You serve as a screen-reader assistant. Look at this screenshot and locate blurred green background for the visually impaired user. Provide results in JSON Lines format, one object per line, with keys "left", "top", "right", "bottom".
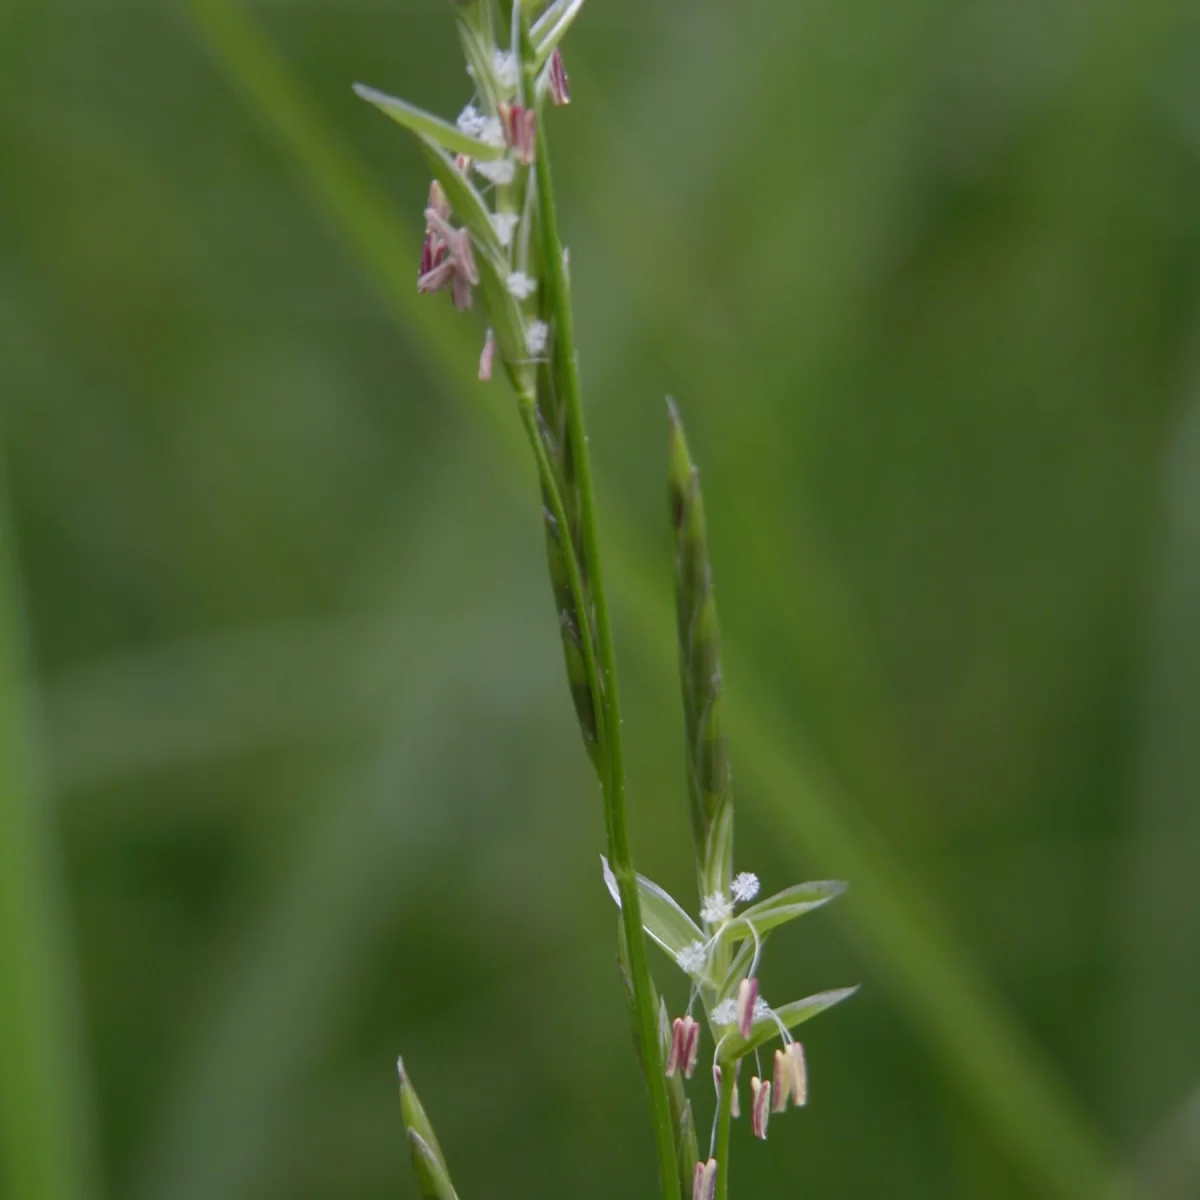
{"left": 4, "top": 1, "right": 1200, "bottom": 1198}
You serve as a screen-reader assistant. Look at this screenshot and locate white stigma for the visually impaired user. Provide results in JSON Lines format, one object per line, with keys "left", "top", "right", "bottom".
{"left": 474, "top": 158, "right": 516, "bottom": 186}
{"left": 752, "top": 995, "right": 772, "bottom": 1021}
{"left": 456, "top": 103, "right": 486, "bottom": 137}
{"left": 676, "top": 940, "right": 708, "bottom": 975}
{"left": 731, "top": 872, "right": 760, "bottom": 904}
{"left": 478, "top": 117, "right": 505, "bottom": 149}
{"left": 525, "top": 320, "right": 549, "bottom": 357}
{"left": 492, "top": 212, "right": 519, "bottom": 248}
{"left": 507, "top": 271, "right": 537, "bottom": 300}
{"left": 710, "top": 999, "right": 737, "bottom": 1026}
{"left": 700, "top": 892, "right": 733, "bottom": 925}
{"left": 492, "top": 50, "right": 519, "bottom": 90}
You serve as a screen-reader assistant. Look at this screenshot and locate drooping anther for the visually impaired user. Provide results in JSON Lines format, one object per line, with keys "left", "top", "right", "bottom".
{"left": 666, "top": 1016, "right": 700, "bottom": 1079}
{"left": 750, "top": 1076, "right": 772, "bottom": 1140}
{"left": 478, "top": 328, "right": 496, "bottom": 382}
{"left": 692, "top": 1158, "right": 718, "bottom": 1200}
{"left": 498, "top": 103, "right": 537, "bottom": 165}
{"left": 548, "top": 47, "right": 570, "bottom": 105}
{"left": 418, "top": 207, "right": 478, "bottom": 311}
{"left": 736, "top": 976, "right": 759, "bottom": 1039}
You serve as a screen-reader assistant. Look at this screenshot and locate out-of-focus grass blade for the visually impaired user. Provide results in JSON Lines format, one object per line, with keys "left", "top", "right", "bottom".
{"left": 0, "top": 464, "right": 100, "bottom": 1200}
{"left": 130, "top": 588, "right": 555, "bottom": 1200}
{"left": 179, "top": 3, "right": 1131, "bottom": 1197}
{"left": 1119, "top": 385, "right": 1200, "bottom": 1153}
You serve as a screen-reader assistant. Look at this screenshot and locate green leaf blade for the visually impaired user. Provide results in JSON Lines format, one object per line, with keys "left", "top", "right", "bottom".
{"left": 532, "top": 0, "right": 588, "bottom": 66}
{"left": 353, "top": 83, "right": 506, "bottom": 161}
{"left": 726, "top": 880, "right": 848, "bottom": 938}
{"left": 603, "top": 857, "right": 704, "bottom": 960}
{"left": 398, "top": 1059, "right": 461, "bottom": 1200}
{"left": 408, "top": 1132, "right": 460, "bottom": 1200}
{"left": 715, "top": 986, "right": 859, "bottom": 1062}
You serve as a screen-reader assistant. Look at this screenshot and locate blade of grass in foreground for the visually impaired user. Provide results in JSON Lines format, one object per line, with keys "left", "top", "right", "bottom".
{"left": 180, "top": 3, "right": 1130, "bottom": 1196}
{"left": 0, "top": 461, "right": 100, "bottom": 1200}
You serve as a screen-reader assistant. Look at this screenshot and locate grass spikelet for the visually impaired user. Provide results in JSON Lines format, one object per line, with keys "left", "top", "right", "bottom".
{"left": 667, "top": 400, "right": 733, "bottom": 905}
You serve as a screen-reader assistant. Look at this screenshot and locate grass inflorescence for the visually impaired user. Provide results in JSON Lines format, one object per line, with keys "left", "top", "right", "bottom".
{"left": 352, "top": 4, "right": 855, "bottom": 1197}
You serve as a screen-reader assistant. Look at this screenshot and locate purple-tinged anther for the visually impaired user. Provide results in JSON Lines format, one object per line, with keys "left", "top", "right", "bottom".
{"left": 478, "top": 328, "right": 496, "bottom": 382}
{"left": 418, "top": 180, "right": 452, "bottom": 283}
{"left": 750, "top": 1076, "right": 772, "bottom": 1140}
{"left": 499, "top": 103, "right": 537, "bottom": 165}
{"left": 682, "top": 1017, "right": 700, "bottom": 1078}
{"left": 666, "top": 1016, "right": 700, "bottom": 1078}
{"left": 427, "top": 179, "right": 450, "bottom": 221}
{"left": 736, "top": 976, "right": 758, "bottom": 1040}
{"left": 692, "top": 1158, "right": 718, "bottom": 1200}
{"left": 548, "top": 47, "right": 570, "bottom": 105}
{"left": 419, "top": 207, "right": 478, "bottom": 312}
{"left": 419, "top": 235, "right": 447, "bottom": 283}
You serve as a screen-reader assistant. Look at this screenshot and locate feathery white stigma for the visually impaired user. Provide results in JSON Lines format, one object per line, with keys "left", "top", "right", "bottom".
{"left": 700, "top": 891, "right": 732, "bottom": 925}
{"left": 492, "top": 50, "right": 519, "bottom": 90}
{"left": 456, "top": 103, "right": 486, "bottom": 137}
{"left": 731, "top": 872, "right": 760, "bottom": 903}
{"left": 524, "top": 321, "right": 549, "bottom": 357}
{"left": 491, "top": 212, "right": 519, "bottom": 248}
{"left": 676, "top": 940, "right": 707, "bottom": 975}
{"left": 506, "top": 271, "right": 537, "bottom": 299}
{"left": 474, "top": 158, "right": 516, "bottom": 186}
{"left": 710, "top": 999, "right": 737, "bottom": 1026}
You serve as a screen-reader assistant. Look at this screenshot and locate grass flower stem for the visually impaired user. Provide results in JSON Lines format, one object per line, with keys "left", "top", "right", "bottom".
{"left": 714, "top": 1061, "right": 736, "bottom": 1200}
{"left": 526, "top": 40, "right": 681, "bottom": 1200}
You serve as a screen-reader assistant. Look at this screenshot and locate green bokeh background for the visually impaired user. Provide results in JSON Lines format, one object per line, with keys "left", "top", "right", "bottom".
{"left": 4, "top": 1, "right": 1200, "bottom": 1198}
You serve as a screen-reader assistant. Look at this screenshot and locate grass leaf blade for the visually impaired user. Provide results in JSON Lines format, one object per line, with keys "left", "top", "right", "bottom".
{"left": 353, "top": 83, "right": 506, "bottom": 160}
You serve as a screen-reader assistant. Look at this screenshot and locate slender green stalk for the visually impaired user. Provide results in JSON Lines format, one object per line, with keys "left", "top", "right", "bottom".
{"left": 529, "top": 57, "right": 681, "bottom": 1200}
{"left": 714, "top": 1056, "right": 736, "bottom": 1200}
{"left": 0, "top": 466, "right": 97, "bottom": 1200}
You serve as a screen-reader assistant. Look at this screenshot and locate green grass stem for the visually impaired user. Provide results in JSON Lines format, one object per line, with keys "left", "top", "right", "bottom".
{"left": 527, "top": 43, "right": 681, "bottom": 1200}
